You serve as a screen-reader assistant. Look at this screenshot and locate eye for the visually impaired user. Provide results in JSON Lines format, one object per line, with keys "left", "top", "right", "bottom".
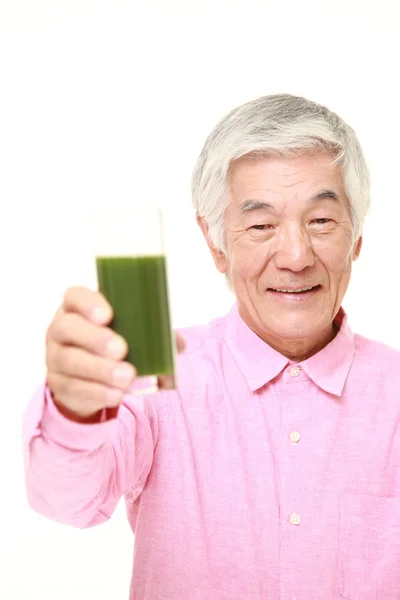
{"left": 250, "top": 224, "right": 274, "bottom": 230}
{"left": 312, "top": 218, "right": 332, "bottom": 225}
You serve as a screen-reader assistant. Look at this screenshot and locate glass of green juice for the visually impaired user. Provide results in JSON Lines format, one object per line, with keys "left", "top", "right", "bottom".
{"left": 92, "top": 206, "right": 176, "bottom": 394}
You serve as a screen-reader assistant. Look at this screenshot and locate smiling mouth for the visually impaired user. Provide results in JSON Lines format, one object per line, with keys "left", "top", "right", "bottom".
{"left": 267, "top": 285, "right": 321, "bottom": 294}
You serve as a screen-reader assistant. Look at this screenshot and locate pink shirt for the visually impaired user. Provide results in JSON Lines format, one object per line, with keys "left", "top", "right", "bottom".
{"left": 22, "top": 304, "right": 400, "bottom": 599}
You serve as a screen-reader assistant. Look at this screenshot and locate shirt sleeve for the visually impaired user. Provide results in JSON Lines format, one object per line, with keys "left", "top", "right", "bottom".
{"left": 21, "top": 383, "right": 159, "bottom": 529}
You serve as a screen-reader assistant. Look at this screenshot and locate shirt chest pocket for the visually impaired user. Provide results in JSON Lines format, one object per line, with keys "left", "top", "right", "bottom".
{"left": 339, "top": 494, "right": 400, "bottom": 600}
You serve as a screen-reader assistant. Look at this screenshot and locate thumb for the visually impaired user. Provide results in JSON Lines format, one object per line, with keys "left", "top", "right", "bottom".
{"left": 175, "top": 332, "right": 186, "bottom": 354}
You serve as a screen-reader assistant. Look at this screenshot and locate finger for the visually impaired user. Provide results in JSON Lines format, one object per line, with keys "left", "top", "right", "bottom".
{"left": 176, "top": 332, "right": 186, "bottom": 354}
{"left": 50, "top": 344, "right": 136, "bottom": 390}
{"left": 63, "top": 287, "right": 113, "bottom": 325}
{"left": 47, "top": 372, "right": 123, "bottom": 416}
{"left": 48, "top": 313, "right": 128, "bottom": 360}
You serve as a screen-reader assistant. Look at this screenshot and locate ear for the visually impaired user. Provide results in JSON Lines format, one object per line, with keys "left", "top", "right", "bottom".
{"left": 352, "top": 235, "right": 363, "bottom": 261}
{"left": 196, "top": 214, "right": 228, "bottom": 274}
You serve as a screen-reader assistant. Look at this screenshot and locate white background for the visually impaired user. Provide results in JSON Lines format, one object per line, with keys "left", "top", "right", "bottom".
{"left": 1, "top": 0, "right": 399, "bottom": 597}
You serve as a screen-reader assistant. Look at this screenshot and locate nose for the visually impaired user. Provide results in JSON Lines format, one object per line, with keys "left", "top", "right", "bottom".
{"left": 273, "top": 223, "right": 315, "bottom": 272}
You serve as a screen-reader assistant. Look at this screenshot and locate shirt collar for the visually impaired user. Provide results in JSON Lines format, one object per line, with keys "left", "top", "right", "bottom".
{"left": 223, "top": 303, "right": 355, "bottom": 396}
{"left": 302, "top": 307, "right": 355, "bottom": 396}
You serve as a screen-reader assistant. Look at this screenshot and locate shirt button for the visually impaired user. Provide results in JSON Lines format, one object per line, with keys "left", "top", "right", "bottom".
{"left": 290, "top": 512, "right": 301, "bottom": 526}
{"left": 290, "top": 431, "right": 301, "bottom": 443}
{"left": 289, "top": 366, "right": 301, "bottom": 377}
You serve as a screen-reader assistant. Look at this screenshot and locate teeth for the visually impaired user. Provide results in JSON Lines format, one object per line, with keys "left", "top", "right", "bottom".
{"left": 273, "top": 286, "right": 315, "bottom": 293}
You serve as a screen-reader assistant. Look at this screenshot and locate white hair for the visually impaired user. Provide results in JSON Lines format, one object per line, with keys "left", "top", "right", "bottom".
{"left": 191, "top": 94, "right": 371, "bottom": 251}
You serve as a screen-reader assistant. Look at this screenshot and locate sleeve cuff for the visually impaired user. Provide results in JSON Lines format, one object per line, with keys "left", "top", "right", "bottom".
{"left": 38, "top": 384, "right": 118, "bottom": 451}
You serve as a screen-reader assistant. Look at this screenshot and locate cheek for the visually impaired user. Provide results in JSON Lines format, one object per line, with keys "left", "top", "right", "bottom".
{"left": 316, "top": 241, "right": 354, "bottom": 279}
{"left": 229, "top": 245, "right": 269, "bottom": 281}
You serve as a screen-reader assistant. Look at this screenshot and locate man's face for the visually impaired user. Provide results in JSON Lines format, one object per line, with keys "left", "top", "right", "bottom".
{"left": 199, "top": 152, "right": 362, "bottom": 355}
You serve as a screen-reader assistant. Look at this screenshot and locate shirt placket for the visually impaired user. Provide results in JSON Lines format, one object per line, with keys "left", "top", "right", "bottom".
{"left": 277, "top": 364, "right": 313, "bottom": 600}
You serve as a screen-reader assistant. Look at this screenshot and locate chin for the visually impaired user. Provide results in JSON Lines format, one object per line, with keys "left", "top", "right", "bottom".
{"left": 261, "top": 315, "right": 327, "bottom": 341}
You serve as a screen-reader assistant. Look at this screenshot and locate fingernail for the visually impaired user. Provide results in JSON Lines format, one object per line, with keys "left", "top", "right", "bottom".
{"left": 107, "top": 388, "right": 122, "bottom": 405}
{"left": 106, "top": 338, "right": 126, "bottom": 358}
{"left": 91, "top": 306, "right": 109, "bottom": 323}
{"left": 112, "top": 364, "right": 134, "bottom": 386}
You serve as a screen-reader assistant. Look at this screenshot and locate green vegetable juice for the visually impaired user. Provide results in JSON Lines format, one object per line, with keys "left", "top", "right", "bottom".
{"left": 96, "top": 255, "right": 175, "bottom": 376}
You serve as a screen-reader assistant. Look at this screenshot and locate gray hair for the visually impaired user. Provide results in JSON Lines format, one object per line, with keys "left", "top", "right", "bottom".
{"left": 191, "top": 94, "right": 370, "bottom": 251}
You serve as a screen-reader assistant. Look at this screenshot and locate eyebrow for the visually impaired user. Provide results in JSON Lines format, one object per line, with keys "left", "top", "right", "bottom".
{"left": 239, "top": 189, "right": 340, "bottom": 213}
{"left": 310, "top": 189, "right": 340, "bottom": 203}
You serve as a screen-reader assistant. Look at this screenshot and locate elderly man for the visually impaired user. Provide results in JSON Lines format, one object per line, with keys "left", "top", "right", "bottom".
{"left": 23, "top": 94, "right": 400, "bottom": 599}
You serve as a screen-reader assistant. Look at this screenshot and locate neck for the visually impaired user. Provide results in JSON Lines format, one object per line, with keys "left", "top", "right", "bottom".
{"left": 239, "top": 309, "right": 338, "bottom": 362}
{"left": 265, "top": 325, "right": 337, "bottom": 362}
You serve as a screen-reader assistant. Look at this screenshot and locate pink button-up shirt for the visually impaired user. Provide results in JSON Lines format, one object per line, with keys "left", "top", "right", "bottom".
{"left": 22, "top": 304, "right": 400, "bottom": 599}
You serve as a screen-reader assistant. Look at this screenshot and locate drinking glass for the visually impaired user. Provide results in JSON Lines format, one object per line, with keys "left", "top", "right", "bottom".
{"left": 91, "top": 206, "right": 176, "bottom": 394}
